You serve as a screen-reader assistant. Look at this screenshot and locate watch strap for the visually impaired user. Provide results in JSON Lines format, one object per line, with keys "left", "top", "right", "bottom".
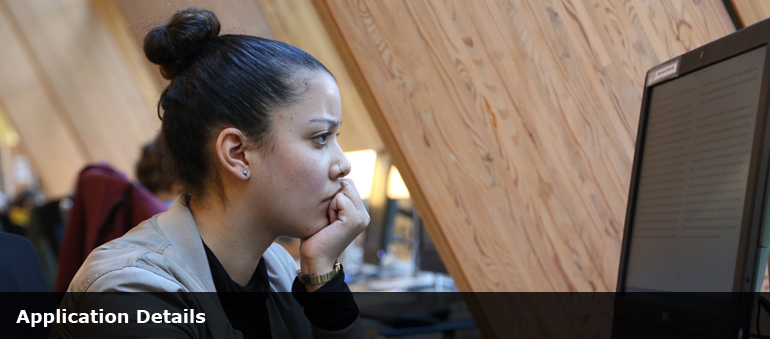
{"left": 297, "top": 259, "right": 341, "bottom": 285}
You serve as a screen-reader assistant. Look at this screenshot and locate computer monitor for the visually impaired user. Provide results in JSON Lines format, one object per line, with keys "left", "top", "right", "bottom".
{"left": 614, "top": 18, "right": 770, "bottom": 339}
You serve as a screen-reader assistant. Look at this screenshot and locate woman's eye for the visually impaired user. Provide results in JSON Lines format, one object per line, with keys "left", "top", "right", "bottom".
{"left": 313, "top": 133, "right": 330, "bottom": 144}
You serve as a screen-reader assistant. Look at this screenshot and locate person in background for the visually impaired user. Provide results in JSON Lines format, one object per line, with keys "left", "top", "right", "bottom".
{"left": 135, "top": 137, "right": 180, "bottom": 207}
{"left": 54, "top": 8, "right": 370, "bottom": 338}
{"left": 7, "top": 189, "right": 43, "bottom": 234}
{"left": 53, "top": 162, "right": 169, "bottom": 293}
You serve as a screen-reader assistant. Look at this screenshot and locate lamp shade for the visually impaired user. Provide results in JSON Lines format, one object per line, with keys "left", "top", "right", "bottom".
{"left": 386, "top": 165, "right": 410, "bottom": 200}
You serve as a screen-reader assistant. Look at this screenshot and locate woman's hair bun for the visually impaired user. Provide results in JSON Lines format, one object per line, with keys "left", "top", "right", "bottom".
{"left": 144, "top": 8, "right": 221, "bottom": 80}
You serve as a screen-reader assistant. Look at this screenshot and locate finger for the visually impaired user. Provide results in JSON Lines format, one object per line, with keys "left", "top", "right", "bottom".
{"left": 326, "top": 216, "right": 364, "bottom": 241}
{"left": 329, "top": 210, "right": 338, "bottom": 224}
{"left": 340, "top": 179, "right": 370, "bottom": 226}
{"left": 328, "top": 195, "right": 338, "bottom": 224}
{"left": 339, "top": 178, "right": 365, "bottom": 211}
{"left": 332, "top": 191, "right": 357, "bottom": 223}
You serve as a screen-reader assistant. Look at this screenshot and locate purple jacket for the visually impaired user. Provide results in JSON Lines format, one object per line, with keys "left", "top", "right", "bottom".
{"left": 54, "top": 162, "right": 167, "bottom": 292}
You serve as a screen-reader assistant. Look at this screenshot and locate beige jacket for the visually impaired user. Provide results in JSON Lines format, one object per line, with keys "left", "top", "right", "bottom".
{"left": 51, "top": 199, "right": 367, "bottom": 338}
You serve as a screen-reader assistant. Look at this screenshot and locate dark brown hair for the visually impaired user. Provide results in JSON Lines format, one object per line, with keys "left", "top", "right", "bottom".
{"left": 135, "top": 138, "right": 173, "bottom": 195}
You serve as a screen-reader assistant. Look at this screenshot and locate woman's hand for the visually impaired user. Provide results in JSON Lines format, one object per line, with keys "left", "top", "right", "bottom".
{"left": 299, "top": 178, "right": 370, "bottom": 291}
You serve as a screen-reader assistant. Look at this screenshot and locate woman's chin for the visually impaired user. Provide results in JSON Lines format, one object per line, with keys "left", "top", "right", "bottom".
{"left": 293, "top": 220, "right": 329, "bottom": 239}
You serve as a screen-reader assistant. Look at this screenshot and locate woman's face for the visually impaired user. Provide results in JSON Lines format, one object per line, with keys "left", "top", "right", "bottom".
{"left": 248, "top": 71, "right": 350, "bottom": 238}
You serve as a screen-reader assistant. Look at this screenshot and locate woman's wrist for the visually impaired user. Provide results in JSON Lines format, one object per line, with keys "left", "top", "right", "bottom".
{"left": 298, "top": 257, "right": 337, "bottom": 292}
{"left": 300, "top": 257, "right": 336, "bottom": 275}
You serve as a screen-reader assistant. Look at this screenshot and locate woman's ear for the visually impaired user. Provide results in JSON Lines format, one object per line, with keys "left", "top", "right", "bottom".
{"left": 216, "top": 127, "right": 251, "bottom": 181}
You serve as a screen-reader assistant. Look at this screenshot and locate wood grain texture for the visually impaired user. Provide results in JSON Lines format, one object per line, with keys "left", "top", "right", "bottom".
{"left": 90, "top": 0, "right": 161, "bottom": 119}
{"left": 731, "top": 0, "right": 770, "bottom": 27}
{"left": 316, "top": 0, "right": 735, "bottom": 294}
{"left": 1, "top": 0, "right": 158, "bottom": 188}
{"left": 0, "top": 2, "right": 88, "bottom": 197}
{"left": 254, "top": 0, "right": 383, "bottom": 152}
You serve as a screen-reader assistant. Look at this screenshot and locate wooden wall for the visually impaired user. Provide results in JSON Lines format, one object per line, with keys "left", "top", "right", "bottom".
{"left": 315, "top": 0, "right": 736, "bottom": 294}
{"left": 0, "top": 2, "right": 86, "bottom": 198}
{"left": 732, "top": 0, "right": 770, "bottom": 27}
{"left": 0, "top": 0, "right": 154, "bottom": 197}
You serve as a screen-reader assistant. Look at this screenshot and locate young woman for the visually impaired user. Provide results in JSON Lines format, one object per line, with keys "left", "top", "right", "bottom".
{"left": 53, "top": 8, "right": 370, "bottom": 338}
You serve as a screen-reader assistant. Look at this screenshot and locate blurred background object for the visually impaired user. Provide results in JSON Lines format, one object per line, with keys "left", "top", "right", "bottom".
{"left": 53, "top": 163, "right": 167, "bottom": 292}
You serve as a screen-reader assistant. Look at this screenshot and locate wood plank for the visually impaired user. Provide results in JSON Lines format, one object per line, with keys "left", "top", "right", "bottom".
{"left": 90, "top": 0, "right": 161, "bottom": 120}
{"left": 2, "top": 0, "right": 158, "bottom": 182}
{"left": 731, "top": 0, "right": 770, "bottom": 27}
{"left": 315, "top": 0, "right": 735, "bottom": 298}
{"left": 0, "top": 2, "right": 88, "bottom": 197}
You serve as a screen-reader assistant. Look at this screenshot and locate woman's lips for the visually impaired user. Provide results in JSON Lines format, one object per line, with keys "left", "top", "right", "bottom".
{"left": 322, "top": 186, "right": 343, "bottom": 204}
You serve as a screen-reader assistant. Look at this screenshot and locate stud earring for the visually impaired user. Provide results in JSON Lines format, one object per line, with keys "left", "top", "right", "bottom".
{"left": 242, "top": 169, "right": 249, "bottom": 178}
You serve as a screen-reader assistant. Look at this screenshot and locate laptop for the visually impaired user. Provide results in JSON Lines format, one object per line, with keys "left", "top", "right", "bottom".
{"left": 613, "top": 17, "right": 770, "bottom": 339}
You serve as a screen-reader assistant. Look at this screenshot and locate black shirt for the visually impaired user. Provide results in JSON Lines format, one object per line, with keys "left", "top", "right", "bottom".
{"left": 203, "top": 241, "right": 272, "bottom": 338}
{"left": 202, "top": 241, "right": 359, "bottom": 337}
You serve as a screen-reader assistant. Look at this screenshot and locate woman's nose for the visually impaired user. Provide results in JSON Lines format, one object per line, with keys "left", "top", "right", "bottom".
{"left": 333, "top": 156, "right": 351, "bottom": 179}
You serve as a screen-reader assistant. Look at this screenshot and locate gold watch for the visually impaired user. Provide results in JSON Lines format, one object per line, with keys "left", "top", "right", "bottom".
{"left": 297, "top": 259, "right": 342, "bottom": 285}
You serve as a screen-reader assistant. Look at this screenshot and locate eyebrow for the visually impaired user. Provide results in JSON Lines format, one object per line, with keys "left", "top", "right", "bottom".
{"left": 308, "top": 118, "right": 341, "bottom": 127}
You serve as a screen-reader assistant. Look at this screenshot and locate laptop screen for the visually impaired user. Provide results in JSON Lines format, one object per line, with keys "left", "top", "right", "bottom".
{"left": 624, "top": 46, "right": 766, "bottom": 294}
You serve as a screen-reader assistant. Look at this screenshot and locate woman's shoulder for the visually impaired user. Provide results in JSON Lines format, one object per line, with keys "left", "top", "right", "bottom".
{"left": 67, "top": 218, "right": 187, "bottom": 293}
